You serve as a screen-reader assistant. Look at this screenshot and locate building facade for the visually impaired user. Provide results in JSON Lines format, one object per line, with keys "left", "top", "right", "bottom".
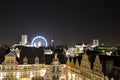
{"left": 0, "top": 52, "right": 66, "bottom": 80}
{"left": 0, "top": 47, "right": 116, "bottom": 80}
{"left": 66, "top": 52, "right": 114, "bottom": 80}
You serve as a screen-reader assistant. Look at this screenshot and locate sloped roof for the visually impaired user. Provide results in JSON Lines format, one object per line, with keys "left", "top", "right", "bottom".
{"left": 5, "top": 52, "right": 15, "bottom": 57}
{"left": 15, "top": 46, "right": 66, "bottom": 64}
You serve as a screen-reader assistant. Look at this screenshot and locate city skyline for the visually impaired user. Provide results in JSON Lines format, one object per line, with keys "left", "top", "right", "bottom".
{"left": 0, "top": 0, "right": 120, "bottom": 45}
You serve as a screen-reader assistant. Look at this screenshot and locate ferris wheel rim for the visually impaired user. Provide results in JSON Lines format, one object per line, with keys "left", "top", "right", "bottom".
{"left": 31, "top": 36, "right": 48, "bottom": 47}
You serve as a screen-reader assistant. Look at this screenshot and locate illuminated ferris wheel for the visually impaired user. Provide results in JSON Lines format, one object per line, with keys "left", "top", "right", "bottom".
{"left": 31, "top": 36, "right": 48, "bottom": 47}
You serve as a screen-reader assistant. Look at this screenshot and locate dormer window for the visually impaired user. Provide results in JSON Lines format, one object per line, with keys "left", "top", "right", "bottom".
{"left": 23, "top": 56, "right": 28, "bottom": 64}
{"left": 35, "top": 56, "right": 39, "bottom": 64}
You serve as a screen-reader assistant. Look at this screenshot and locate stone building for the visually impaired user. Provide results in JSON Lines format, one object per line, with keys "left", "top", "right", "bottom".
{"left": 66, "top": 52, "right": 115, "bottom": 80}
{"left": 0, "top": 49, "right": 66, "bottom": 80}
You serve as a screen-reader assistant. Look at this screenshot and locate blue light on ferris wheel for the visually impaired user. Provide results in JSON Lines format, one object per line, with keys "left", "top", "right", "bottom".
{"left": 31, "top": 36, "right": 48, "bottom": 47}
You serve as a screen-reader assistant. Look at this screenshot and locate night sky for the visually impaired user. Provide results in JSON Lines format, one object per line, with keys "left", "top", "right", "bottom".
{"left": 0, "top": 0, "right": 120, "bottom": 46}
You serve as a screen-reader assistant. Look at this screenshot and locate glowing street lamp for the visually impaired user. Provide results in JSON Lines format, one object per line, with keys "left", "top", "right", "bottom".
{"left": 39, "top": 69, "right": 46, "bottom": 80}
{"left": 40, "top": 69, "right": 46, "bottom": 77}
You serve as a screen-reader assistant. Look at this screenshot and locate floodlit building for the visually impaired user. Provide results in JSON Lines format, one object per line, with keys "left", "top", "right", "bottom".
{"left": 66, "top": 52, "right": 115, "bottom": 80}
{"left": 20, "top": 35, "right": 28, "bottom": 45}
{"left": 0, "top": 49, "right": 66, "bottom": 80}
{"left": 0, "top": 46, "right": 119, "bottom": 80}
{"left": 93, "top": 39, "right": 99, "bottom": 47}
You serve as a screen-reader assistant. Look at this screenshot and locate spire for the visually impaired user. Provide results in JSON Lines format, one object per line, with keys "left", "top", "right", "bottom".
{"left": 94, "top": 55, "right": 101, "bottom": 64}
{"left": 66, "top": 57, "right": 71, "bottom": 67}
{"left": 80, "top": 52, "right": 91, "bottom": 71}
{"left": 93, "top": 55, "right": 103, "bottom": 76}
{"left": 75, "top": 58, "right": 79, "bottom": 69}
{"left": 71, "top": 58, "right": 74, "bottom": 68}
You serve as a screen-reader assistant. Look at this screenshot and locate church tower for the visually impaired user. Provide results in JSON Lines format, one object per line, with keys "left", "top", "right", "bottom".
{"left": 93, "top": 39, "right": 99, "bottom": 46}
{"left": 21, "top": 35, "right": 28, "bottom": 45}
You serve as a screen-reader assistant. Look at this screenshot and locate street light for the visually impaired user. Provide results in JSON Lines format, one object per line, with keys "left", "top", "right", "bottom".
{"left": 40, "top": 69, "right": 46, "bottom": 77}
{"left": 39, "top": 68, "right": 46, "bottom": 80}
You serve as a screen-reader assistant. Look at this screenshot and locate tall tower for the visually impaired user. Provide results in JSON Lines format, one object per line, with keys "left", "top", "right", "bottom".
{"left": 51, "top": 38, "right": 54, "bottom": 47}
{"left": 21, "top": 35, "right": 28, "bottom": 45}
{"left": 93, "top": 39, "right": 99, "bottom": 46}
{"left": 51, "top": 54, "right": 60, "bottom": 80}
